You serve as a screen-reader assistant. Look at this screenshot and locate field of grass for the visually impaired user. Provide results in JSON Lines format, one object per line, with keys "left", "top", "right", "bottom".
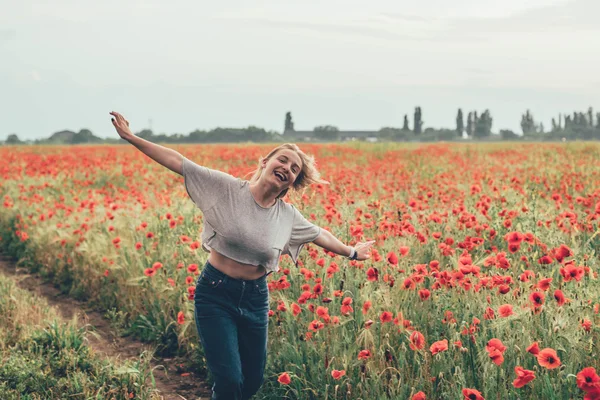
{"left": 0, "top": 269, "right": 160, "bottom": 399}
{"left": 1, "top": 142, "right": 599, "bottom": 399}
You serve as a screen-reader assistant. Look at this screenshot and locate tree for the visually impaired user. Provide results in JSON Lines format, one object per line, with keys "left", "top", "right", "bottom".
{"left": 136, "top": 129, "right": 154, "bottom": 139}
{"left": 597, "top": 112, "right": 600, "bottom": 128}
{"left": 456, "top": 108, "right": 464, "bottom": 137}
{"left": 71, "top": 128, "right": 100, "bottom": 144}
{"left": 521, "top": 110, "right": 536, "bottom": 135}
{"left": 413, "top": 107, "right": 423, "bottom": 134}
{"left": 284, "top": 112, "right": 294, "bottom": 133}
{"left": 588, "top": 107, "right": 594, "bottom": 127}
{"left": 466, "top": 112, "right": 474, "bottom": 137}
{"left": 500, "top": 129, "right": 519, "bottom": 140}
{"left": 474, "top": 110, "right": 493, "bottom": 138}
{"left": 5, "top": 134, "right": 22, "bottom": 145}
{"left": 402, "top": 114, "right": 410, "bottom": 131}
{"left": 379, "top": 127, "right": 410, "bottom": 141}
{"left": 313, "top": 125, "right": 340, "bottom": 141}
{"left": 559, "top": 114, "right": 562, "bottom": 129}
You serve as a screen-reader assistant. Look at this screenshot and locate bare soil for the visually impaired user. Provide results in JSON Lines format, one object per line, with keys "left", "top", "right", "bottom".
{"left": 0, "top": 253, "right": 212, "bottom": 400}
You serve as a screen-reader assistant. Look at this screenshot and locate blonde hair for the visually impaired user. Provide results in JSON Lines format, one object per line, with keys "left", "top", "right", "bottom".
{"left": 246, "top": 143, "right": 329, "bottom": 199}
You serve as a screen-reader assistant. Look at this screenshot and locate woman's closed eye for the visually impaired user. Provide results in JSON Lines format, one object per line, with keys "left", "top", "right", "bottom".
{"left": 279, "top": 159, "right": 298, "bottom": 174}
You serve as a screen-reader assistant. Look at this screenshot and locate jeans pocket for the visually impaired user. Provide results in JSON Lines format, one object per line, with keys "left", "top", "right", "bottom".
{"left": 198, "top": 272, "right": 226, "bottom": 289}
{"left": 257, "top": 282, "right": 269, "bottom": 295}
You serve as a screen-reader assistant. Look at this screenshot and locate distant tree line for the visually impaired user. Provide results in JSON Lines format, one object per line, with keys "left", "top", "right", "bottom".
{"left": 3, "top": 107, "right": 600, "bottom": 145}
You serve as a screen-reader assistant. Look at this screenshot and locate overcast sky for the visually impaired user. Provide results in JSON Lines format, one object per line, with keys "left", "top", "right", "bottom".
{"left": 1, "top": 0, "right": 599, "bottom": 140}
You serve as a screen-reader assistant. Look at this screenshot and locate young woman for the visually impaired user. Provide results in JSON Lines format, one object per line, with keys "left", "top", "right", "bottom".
{"left": 110, "top": 111, "right": 375, "bottom": 399}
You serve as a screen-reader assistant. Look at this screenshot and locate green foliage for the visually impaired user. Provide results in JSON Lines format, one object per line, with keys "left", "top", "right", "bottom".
{"left": 285, "top": 112, "right": 295, "bottom": 133}
{"left": 474, "top": 110, "right": 493, "bottom": 138}
{"left": 127, "top": 298, "right": 180, "bottom": 356}
{"left": 0, "top": 274, "right": 158, "bottom": 400}
{"left": 521, "top": 110, "right": 538, "bottom": 135}
{"left": 456, "top": 109, "right": 464, "bottom": 137}
{"left": 414, "top": 107, "right": 423, "bottom": 134}
{"left": 313, "top": 125, "right": 340, "bottom": 141}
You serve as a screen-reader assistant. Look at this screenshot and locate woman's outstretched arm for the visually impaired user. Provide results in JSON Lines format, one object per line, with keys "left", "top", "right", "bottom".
{"left": 312, "top": 229, "right": 375, "bottom": 261}
{"left": 110, "top": 111, "right": 183, "bottom": 175}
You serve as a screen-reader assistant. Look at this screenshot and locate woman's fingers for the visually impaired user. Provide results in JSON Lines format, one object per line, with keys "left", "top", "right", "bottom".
{"left": 110, "top": 111, "right": 130, "bottom": 130}
{"left": 110, "top": 112, "right": 119, "bottom": 126}
{"left": 110, "top": 111, "right": 124, "bottom": 124}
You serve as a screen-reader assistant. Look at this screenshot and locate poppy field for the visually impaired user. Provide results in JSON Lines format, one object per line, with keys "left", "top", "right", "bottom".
{"left": 1, "top": 142, "right": 599, "bottom": 400}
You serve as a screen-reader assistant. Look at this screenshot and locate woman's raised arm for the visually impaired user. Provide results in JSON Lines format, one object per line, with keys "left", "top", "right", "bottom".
{"left": 110, "top": 111, "right": 183, "bottom": 175}
{"left": 312, "top": 229, "right": 375, "bottom": 261}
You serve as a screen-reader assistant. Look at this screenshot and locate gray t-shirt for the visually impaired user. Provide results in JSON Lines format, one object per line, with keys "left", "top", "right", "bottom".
{"left": 182, "top": 156, "right": 321, "bottom": 274}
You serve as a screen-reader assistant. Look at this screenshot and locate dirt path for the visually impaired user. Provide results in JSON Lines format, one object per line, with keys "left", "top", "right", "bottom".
{"left": 0, "top": 253, "right": 212, "bottom": 400}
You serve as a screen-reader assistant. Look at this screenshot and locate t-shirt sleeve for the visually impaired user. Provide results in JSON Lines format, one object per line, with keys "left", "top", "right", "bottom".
{"left": 284, "top": 205, "right": 321, "bottom": 264}
{"left": 181, "top": 156, "right": 238, "bottom": 211}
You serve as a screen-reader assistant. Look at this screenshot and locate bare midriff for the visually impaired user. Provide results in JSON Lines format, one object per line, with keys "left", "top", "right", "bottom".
{"left": 208, "top": 249, "right": 268, "bottom": 280}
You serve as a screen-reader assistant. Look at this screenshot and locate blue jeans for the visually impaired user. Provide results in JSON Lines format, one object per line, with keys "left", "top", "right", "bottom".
{"left": 194, "top": 261, "right": 270, "bottom": 400}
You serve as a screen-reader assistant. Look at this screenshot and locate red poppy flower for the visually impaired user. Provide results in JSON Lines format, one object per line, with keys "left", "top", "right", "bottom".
{"left": 538, "top": 255, "right": 553, "bottom": 265}
{"left": 362, "top": 300, "right": 371, "bottom": 315}
{"left": 577, "top": 367, "right": 600, "bottom": 392}
{"left": 367, "top": 267, "right": 379, "bottom": 281}
{"left": 498, "top": 304, "right": 514, "bottom": 317}
{"left": 487, "top": 348, "right": 504, "bottom": 366}
{"left": 430, "top": 339, "right": 448, "bottom": 355}
{"left": 313, "top": 283, "right": 323, "bottom": 295}
{"left": 486, "top": 338, "right": 506, "bottom": 353}
{"left": 357, "top": 349, "right": 371, "bottom": 360}
{"left": 331, "top": 369, "right": 346, "bottom": 380}
{"left": 504, "top": 231, "right": 524, "bottom": 245}
{"left": 462, "top": 388, "right": 485, "bottom": 400}
{"left": 512, "top": 366, "right": 535, "bottom": 388}
{"left": 537, "top": 348, "right": 561, "bottom": 369}
{"left": 292, "top": 303, "right": 302, "bottom": 316}
{"left": 278, "top": 372, "right": 291, "bottom": 385}
{"left": 529, "top": 291, "right": 545, "bottom": 308}
{"left": 583, "top": 388, "right": 600, "bottom": 400}
{"left": 483, "top": 307, "right": 495, "bottom": 320}
{"left": 409, "top": 331, "right": 425, "bottom": 350}
{"left": 553, "top": 289, "right": 566, "bottom": 306}
{"left": 380, "top": 311, "right": 393, "bottom": 323}
{"left": 308, "top": 319, "right": 324, "bottom": 331}
{"left": 412, "top": 392, "right": 426, "bottom": 400}
{"left": 560, "top": 264, "right": 585, "bottom": 282}
{"left": 526, "top": 342, "right": 540, "bottom": 355}
{"left": 387, "top": 251, "right": 398, "bottom": 265}
{"left": 536, "top": 277, "right": 552, "bottom": 291}
{"left": 403, "top": 278, "right": 416, "bottom": 290}
{"left": 553, "top": 244, "right": 572, "bottom": 262}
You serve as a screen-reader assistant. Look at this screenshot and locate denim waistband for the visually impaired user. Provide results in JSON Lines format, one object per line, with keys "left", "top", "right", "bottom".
{"left": 203, "top": 260, "right": 268, "bottom": 284}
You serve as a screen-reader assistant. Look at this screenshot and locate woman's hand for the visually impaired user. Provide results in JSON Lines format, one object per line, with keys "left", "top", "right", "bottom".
{"left": 353, "top": 240, "right": 376, "bottom": 261}
{"left": 110, "top": 111, "right": 134, "bottom": 140}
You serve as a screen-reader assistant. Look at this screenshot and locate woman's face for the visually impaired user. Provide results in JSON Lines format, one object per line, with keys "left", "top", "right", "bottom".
{"left": 262, "top": 149, "right": 303, "bottom": 189}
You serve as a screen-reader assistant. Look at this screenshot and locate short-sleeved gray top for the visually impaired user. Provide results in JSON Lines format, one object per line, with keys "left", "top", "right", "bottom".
{"left": 182, "top": 157, "right": 321, "bottom": 274}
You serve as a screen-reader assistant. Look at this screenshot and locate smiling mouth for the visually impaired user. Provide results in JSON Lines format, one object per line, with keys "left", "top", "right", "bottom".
{"left": 274, "top": 171, "right": 287, "bottom": 182}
